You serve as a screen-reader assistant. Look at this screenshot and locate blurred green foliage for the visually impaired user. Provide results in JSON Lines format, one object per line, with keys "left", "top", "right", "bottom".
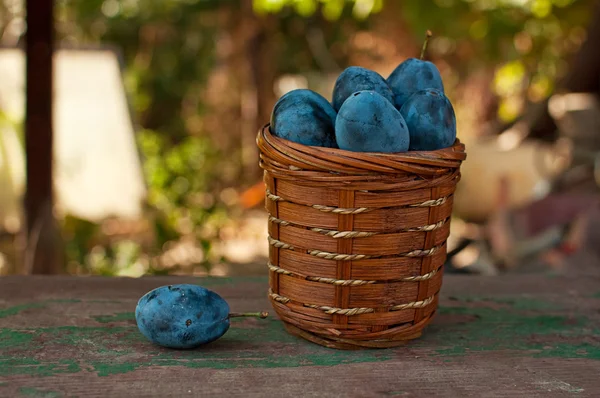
{"left": 404, "top": 0, "right": 592, "bottom": 121}
{"left": 54, "top": 0, "right": 230, "bottom": 275}
{"left": 255, "top": 0, "right": 592, "bottom": 121}
{"left": 0, "top": 0, "right": 595, "bottom": 275}
{"left": 253, "top": 0, "right": 384, "bottom": 20}
{"left": 51, "top": 0, "right": 381, "bottom": 276}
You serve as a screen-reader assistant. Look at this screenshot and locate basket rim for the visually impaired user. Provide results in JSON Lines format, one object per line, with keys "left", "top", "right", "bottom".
{"left": 258, "top": 123, "right": 466, "bottom": 177}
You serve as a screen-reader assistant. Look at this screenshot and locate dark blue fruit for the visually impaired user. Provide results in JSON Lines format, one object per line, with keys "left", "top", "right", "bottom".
{"left": 335, "top": 90, "right": 410, "bottom": 153}
{"left": 387, "top": 58, "right": 444, "bottom": 110}
{"left": 135, "top": 284, "right": 230, "bottom": 349}
{"left": 332, "top": 66, "right": 394, "bottom": 112}
{"left": 270, "top": 89, "right": 337, "bottom": 148}
{"left": 399, "top": 89, "right": 456, "bottom": 151}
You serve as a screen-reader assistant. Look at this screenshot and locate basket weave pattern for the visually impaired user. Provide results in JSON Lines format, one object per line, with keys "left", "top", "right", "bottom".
{"left": 257, "top": 125, "right": 466, "bottom": 349}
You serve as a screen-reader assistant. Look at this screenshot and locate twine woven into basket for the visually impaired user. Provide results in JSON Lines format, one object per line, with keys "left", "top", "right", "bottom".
{"left": 257, "top": 124, "right": 466, "bottom": 349}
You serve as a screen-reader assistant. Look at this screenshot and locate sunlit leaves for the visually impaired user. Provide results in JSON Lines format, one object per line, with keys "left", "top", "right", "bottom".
{"left": 253, "top": 0, "right": 287, "bottom": 14}
{"left": 322, "top": 0, "right": 345, "bottom": 20}
{"left": 294, "top": 0, "right": 318, "bottom": 16}
{"left": 494, "top": 60, "right": 526, "bottom": 121}
{"left": 494, "top": 60, "right": 526, "bottom": 97}
{"left": 352, "top": 0, "right": 383, "bottom": 19}
{"left": 253, "top": 0, "right": 382, "bottom": 20}
{"left": 101, "top": 0, "right": 120, "bottom": 18}
{"left": 531, "top": 0, "right": 552, "bottom": 18}
{"left": 469, "top": 18, "right": 489, "bottom": 39}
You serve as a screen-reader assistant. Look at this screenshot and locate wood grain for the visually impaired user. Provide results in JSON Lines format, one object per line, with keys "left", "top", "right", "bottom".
{"left": 1, "top": 274, "right": 599, "bottom": 397}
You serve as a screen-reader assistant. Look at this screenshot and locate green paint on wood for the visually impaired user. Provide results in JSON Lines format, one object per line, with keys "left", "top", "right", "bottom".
{"left": 448, "top": 296, "right": 559, "bottom": 311}
{"left": 19, "top": 387, "right": 62, "bottom": 398}
{"left": 228, "top": 318, "right": 300, "bottom": 343}
{"left": 535, "top": 343, "right": 600, "bottom": 360}
{"left": 39, "top": 326, "right": 142, "bottom": 356}
{"left": 0, "top": 303, "right": 46, "bottom": 319}
{"left": 0, "top": 359, "right": 80, "bottom": 377}
{"left": 86, "top": 318, "right": 391, "bottom": 375}
{"left": 592, "top": 292, "right": 600, "bottom": 298}
{"left": 2, "top": 293, "right": 599, "bottom": 378}
{"left": 0, "top": 382, "right": 8, "bottom": 386}
{"left": 418, "top": 298, "right": 598, "bottom": 359}
{"left": 93, "top": 312, "right": 135, "bottom": 324}
{"left": 90, "top": 347, "right": 392, "bottom": 376}
{"left": 91, "top": 362, "right": 141, "bottom": 377}
{"left": 0, "top": 329, "right": 35, "bottom": 349}
{"left": 0, "top": 319, "right": 391, "bottom": 377}
{"left": 0, "top": 300, "right": 81, "bottom": 319}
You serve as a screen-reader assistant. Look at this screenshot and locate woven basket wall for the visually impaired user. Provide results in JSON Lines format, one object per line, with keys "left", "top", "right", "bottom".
{"left": 257, "top": 124, "right": 467, "bottom": 349}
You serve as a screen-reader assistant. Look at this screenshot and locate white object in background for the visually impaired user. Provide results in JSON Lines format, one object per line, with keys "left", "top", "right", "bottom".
{"left": 0, "top": 48, "right": 146, "bottom": 226}
{"left": 274, "top": 74, "right": 309, "bottom": 98}
{"left": 0, "top": 123, "right": 25, "bottom": 233}
{"left": 453, "top": 136, "right": 568, "bottom": 223}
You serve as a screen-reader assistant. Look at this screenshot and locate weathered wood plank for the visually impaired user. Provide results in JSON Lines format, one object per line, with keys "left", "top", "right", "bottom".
{"left": 0, "top": 273, "right": 599, "bottom": 397}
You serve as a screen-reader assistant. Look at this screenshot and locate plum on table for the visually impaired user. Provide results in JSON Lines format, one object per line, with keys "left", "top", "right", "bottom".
{"left": 135, "top": 284, "right": 268, "bottom": 349}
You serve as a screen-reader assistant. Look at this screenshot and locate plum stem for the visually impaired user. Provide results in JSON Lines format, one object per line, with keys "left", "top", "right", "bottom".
{"left": 228, "top": 311, "right": 269, "bottom": 319}
{"left": 420, "top": 30, "right": 433, "bottom": 60}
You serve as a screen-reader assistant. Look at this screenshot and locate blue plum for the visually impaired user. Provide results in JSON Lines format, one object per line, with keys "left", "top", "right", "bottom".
{"left": 332, "top": 66, "right": 394, "bottom": 112}
{"left": 335, "top": 90, "right": 410, "bottom": 153}
{"left": 270, "top": 89, "right": 337, "bottom": 148}
{"left": 387, "top": 58, "right": 444, "bottom": 110}
{"left": 135, "top": 284, "right": 230, "bottom": 349}
{"left": 399, "top": 89, "right": 456, "bottom": 151}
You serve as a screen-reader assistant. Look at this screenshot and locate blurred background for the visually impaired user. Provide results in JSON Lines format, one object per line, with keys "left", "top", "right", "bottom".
{"left": 1, "top": 0, "right": 599, "bottom": 277}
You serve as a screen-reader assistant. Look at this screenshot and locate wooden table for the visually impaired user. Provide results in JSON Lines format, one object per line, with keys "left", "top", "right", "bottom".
{"left": 1, "top": 273, "right": 599, "bottom": 397}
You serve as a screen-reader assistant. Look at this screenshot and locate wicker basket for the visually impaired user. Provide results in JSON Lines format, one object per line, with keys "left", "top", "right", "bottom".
{"left": 257, "top": 124, "right": 466, "bottom": 349}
